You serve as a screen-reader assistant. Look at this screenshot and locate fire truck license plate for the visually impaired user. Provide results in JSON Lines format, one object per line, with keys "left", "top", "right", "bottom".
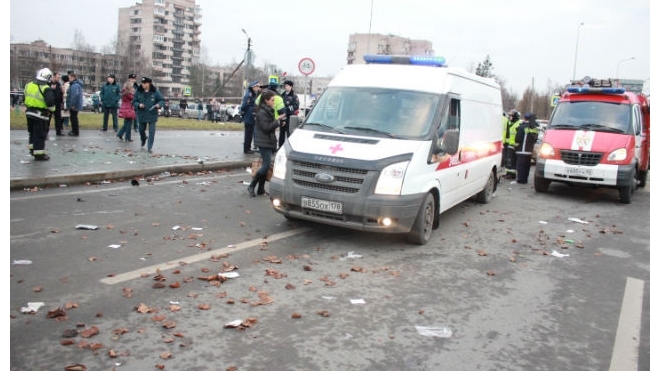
{"left": 565, "top": 166, "right": 593, "bottom": 177}
{"left": 301, "top": 197, "right": 343, "bottom": 214}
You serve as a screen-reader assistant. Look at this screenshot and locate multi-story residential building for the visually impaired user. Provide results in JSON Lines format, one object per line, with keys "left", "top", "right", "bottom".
{"left": 10, "top": 40, "right": 109, "bottom": 92}
{"left": 118, "top": 0, "right": 201, "bottom": 97}
{"left": 346, "top": 33, "right": 434, "bottom": 66}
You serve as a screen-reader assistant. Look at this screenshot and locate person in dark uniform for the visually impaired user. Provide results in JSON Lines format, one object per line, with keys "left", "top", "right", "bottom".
{"left": 514, "top": 112, "right": 539, "bottom": 184}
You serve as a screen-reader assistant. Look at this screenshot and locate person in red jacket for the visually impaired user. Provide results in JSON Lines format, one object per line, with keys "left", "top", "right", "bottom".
{"left": 117, "top": 82, "right": 136, "bottom": 142}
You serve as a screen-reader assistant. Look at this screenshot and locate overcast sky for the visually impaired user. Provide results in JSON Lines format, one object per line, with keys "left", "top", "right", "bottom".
{"left": 7, "top": 0, "right": 652, "bottom": 96}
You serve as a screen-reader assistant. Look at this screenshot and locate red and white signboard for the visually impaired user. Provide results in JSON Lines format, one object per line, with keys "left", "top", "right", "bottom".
{"left": 298, "top": 58, "right": 315, "bottom": 76}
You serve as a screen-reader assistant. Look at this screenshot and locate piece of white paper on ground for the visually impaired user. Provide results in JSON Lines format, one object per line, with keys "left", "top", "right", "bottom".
{"left": 415, "top": 326, "right": 453, "bottom": 338}
{"left": 12, "top": 260, "right": 33, "bottom": 265}
{"left": 108, "top": 244, "right": 121, "bottom": 249}
{"left": 340, "top": 251, "right": 362, "bottom": 260}
{"left": 218, "top": 272, "right": 240, "bottom": 279}
{"left": 539, "top": 221, "right": 548, "bottom": 224}
{"left": 568, "top": 217, "right": 588, "bottom": 224}
{"left": 350, "top": 298, "right": 366, "bottom": 305}
{"left": 75, "top": 224, "right": 98, "bottom": 230}
{"left": 551, "top": 250, "right": 569, "bottom": 258}
{"left": 21, "top": 302, "right": 45, "bottom": 314}
{"left": 224, "top": 319, "right": 242, "bottom": 327}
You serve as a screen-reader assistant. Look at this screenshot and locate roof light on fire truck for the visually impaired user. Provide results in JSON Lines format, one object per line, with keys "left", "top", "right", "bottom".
{"left": 566, "top": 87, "right": 626, "bottom": 94}
{"left": 363, "top": 54, "right": 447, "bottom": 67}
{"left": 375, "top": 161, "right": 409, "bottom": 195}
{"left": 607, "top": 148, "right": 628, "bottom": 162}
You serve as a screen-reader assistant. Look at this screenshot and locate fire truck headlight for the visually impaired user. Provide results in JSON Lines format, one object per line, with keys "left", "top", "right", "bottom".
{"left": 375, "top": 161, "right": 409, "bottom": 195}
{"left": 607, "top": 148, "right": 627, "bottom": 162}
{"left": 273, "top": 150, "right": 287, "bottom": 180}
{"left": 539, "top": 143, "right": 555, "bottom": 158}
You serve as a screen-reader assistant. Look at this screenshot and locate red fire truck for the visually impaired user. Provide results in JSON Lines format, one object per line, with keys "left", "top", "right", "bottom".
{"left": 534, "top": 77, "right": 650, "bottom": 204}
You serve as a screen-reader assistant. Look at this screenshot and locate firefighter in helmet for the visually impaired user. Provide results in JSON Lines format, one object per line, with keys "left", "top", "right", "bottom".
{"left": 24, "top": 68, "right": 56, "bottom": 160}
{"left": 503, "top": 109, "right": 522, "bottom": 179}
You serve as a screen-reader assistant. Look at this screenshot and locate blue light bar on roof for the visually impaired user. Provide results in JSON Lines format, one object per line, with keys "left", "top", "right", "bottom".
{"left": 566, "top": 86, "right": 626, "bottom": 94}
{"left": 363, "top": 54, "right": 447, "bottom": 67}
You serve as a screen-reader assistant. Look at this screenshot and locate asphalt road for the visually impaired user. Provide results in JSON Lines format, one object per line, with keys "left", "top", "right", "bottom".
{"left": 9, "top": 169, "right": 650, "bottom": 371}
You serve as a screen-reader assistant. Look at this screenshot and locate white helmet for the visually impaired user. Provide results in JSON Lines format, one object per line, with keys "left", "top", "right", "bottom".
{"left": 36, "top": 68, "right": 53, "bottom": 82}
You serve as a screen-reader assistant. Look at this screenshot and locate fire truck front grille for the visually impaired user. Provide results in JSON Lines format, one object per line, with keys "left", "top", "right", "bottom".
{"left": 559, "top": 150, "right": 602, "bottom": 166}
{"left": 291, "top": 160, "right": 369, "bottom": 194}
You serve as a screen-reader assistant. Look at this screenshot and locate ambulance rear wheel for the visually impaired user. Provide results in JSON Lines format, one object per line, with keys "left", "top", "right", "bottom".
{"left": 407, "top": 193, "right": 435, "bottom": 245}
{"left": 476, "top": 170, "right": 496, "bottom": 203}
{"left": 638, "top": 170, "right": 647, "bottom": 188}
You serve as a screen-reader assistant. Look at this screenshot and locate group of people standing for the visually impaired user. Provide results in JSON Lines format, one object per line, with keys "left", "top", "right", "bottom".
{"left": 502, "top": 109, "right": 539, "bottom": 184}
{"left": 112, "top": 73, "right": 165, "bottom": 153}
{"left": 23, "top": 68, "right": 164, "bottom": 160}
{"left": 240, "top": 78, "right": 300, "bottom": 197}
{"left": 23, "top": 68, "right": 84, "bottom": 161}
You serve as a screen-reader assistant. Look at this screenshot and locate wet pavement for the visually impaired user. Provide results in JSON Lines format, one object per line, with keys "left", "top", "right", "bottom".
{"left": 10, "top": 129, "right": 256, "bottom": 190}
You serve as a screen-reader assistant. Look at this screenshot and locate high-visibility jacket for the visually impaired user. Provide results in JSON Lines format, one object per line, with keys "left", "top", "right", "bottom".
{"left": 24, "top": 81, "right": 55, "bottom": 120}
{"left": 255, "top": 92, "right": 285, "bottom": 116}
{"left": 504, "top": 118, "right": 522, "bottom": 147}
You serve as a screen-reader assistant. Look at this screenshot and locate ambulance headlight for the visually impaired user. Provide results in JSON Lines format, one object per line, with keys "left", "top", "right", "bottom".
{"left": 375, "top": 161, "right": 409, "bottom": 195}
{"left": 273, "top": 150, "right": 287, "bottom": 180}
{"left": 607, "top": 148, "right": 627, "bottom": 162}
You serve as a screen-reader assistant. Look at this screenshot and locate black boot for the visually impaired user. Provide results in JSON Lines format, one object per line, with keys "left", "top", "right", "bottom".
{"left": 257, "top": 179, "right": 266, "bottom": 195}
{"left": 247, "top": 179, "right": 257, "bottom": 197}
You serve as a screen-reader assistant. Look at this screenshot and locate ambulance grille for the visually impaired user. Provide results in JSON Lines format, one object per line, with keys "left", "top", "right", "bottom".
{"left": 291, "top": 160, "right": 368, "bottom": 194}
{"left": 560, "top": 150, "right": 602, "bottom": 166}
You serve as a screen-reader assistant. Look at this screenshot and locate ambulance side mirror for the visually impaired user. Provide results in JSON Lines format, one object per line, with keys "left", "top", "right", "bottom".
{"left": 290, "top": 115, "right": 300, "bottom": 135}
{"left": 437, "top": 129, "right": 459, "bottom": 155}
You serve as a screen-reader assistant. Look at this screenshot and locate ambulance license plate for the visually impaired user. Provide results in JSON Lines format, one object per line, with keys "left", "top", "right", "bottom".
{"left": 301, "top": 197, "right": 343, "bottom": 214}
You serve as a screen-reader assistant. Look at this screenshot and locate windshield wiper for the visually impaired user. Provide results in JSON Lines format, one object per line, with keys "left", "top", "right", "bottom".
{"left": 303, "top": 122, "right": 344, "bottom": 134}
{"left": 548, "top": 124, "right": 575, "bottom": 129}
{"left": 343, "top": 126, "right": 399, "bottom": 138}
{"left": 580, "top": 123, "right": 626, "bottom": 133}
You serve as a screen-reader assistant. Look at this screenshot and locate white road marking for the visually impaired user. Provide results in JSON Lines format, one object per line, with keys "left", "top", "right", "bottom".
{"left": 608, "top": 277, "right": 644, "bottom": 371}
{"left": 100, "top": 227, "right": 310, "bottom": 285}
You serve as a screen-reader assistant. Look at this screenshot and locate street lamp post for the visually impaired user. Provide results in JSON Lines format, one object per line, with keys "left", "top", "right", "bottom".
{"left": 572, "top": 22, "right": 584, "bottom": 81}
{"left": 616, "top": 57, "right": 635, "bottom": 86}
{"left": 241, "top": 28, "right": 251, "bottom": 89}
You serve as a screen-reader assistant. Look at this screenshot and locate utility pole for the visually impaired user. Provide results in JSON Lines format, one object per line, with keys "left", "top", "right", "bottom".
{"left": 242, "top": 29, "right": 252, "bottom": 90}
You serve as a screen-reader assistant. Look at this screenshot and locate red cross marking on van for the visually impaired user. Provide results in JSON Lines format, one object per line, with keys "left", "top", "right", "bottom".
{"left": 329, "top": 143, "right": 344, "bottom": 154}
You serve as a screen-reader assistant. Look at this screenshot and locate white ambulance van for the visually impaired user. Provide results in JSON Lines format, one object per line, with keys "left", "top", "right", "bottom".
{"left": 268, "top": 55, "right": 503, "bottom": 244}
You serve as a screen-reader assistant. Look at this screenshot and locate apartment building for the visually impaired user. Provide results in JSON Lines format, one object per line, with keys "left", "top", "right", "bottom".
{"left": 118, "top": 0, "right": 201, "bottom": 97}
{"left": 346, "top": 33, "right": 434, "bottom": 66}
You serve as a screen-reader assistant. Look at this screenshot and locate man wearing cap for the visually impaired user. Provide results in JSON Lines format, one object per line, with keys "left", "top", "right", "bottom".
{"left": 132, "top": 77, "right": 165, "bottom": 154}
{"left": 239, "top": 80, "right": 262, "bottom": 154}
{"left": 100, "top": 73, "right": 121, "bottom": 132}
{"left": 279, "top": 80, "right": 300, "bottom": 149}
{"left": 128, "top": 73, "right": 140, "bottom": 131}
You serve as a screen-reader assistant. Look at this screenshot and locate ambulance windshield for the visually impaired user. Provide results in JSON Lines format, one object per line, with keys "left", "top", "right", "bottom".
{"left": 549, "top": 101, "right": 631, "bottom": 134}
{"left": 304, "top": 87, "right": 440, "bottom": 139}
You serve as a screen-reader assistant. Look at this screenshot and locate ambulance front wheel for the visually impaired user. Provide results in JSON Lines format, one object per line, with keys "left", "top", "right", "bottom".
{"left": 407, "top": 193, "right": 435, "bottom": 245}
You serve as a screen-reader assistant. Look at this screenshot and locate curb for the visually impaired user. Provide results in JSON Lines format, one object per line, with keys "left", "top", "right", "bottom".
{"left": 10, "top": 159, "right": 253, "bottom": 190}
